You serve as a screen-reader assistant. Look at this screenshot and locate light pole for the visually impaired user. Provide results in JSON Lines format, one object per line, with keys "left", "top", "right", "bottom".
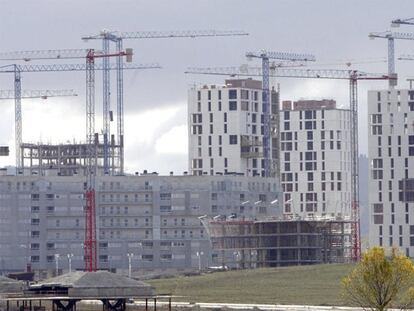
{"left": 196, "top": 251, "right": 204, "bottom": 271}
{"left": 55, "top": 254, "right": 60, "bottom": 276}
{"left": 127, "top": 253, "right": 134, "bottom": 278}
{"left": 67, "top": 253, "right": 74, "bottom": 273}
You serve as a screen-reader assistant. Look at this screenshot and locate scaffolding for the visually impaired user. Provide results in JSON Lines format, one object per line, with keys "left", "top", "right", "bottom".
{"left": 202, "top": 217, "right": 352, "bottom": 268}
{"left": 20, "top": 140, "right": 120, "bottom": 176}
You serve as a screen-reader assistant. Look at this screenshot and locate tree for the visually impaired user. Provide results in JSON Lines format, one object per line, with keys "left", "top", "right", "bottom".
{"left": 342, "top": 247, "right": 414, "bottom": 311}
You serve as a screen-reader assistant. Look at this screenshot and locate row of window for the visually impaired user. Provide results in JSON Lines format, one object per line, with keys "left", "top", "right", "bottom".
{"left": 281, "top": 140, "right": 343, "bottom": 151}
{"left": 281, "top": 130, "right": 343, "bottom": 141}
{"left": 283, "top": 109, "right": 342, "bottom": 121}
{"left": 197, "top": 89, "right": 260, "bottom": 102}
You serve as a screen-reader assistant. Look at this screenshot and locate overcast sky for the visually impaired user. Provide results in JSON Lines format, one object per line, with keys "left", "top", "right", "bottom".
{"left": 0, "top": 0, "right": 413, "bottom": 174}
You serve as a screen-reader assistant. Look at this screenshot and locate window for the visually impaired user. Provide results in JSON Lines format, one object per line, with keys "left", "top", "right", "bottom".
{"left": 304, "top": 110, "right": 313, "bottom": 119}
{"left": 160, "top": 205, "right": 172, "bottom": 212}
{"left": 142, "top": 255, "right": 154, "bottom": 261}
{"left": 31, "top": 218, "right": 40, "bottom": 225}
{"left": 305, "top": 121, "right": 313, "bottom": 129}
{"left": 160, "top": 254, "right": 172, "bottom": 261}
{"left": 160, "top": 193, "right": 171, "bottom": 200}
{"left": 229, "top": 101, "right": 237, "bottom": 110}
{"left": 284, "top": 122, "right": 290, "bottom": 131}
{"left": 31, "top": 256, "right": 40, "bottom": 263}
{"left": 229, "top": 89, "right": 237, "bottom": 99}
{"left": 229, "top": 135, "right": 238, "bottom": 144}
{"left": 374, "top": 215, "right": 383, "bottom": 224}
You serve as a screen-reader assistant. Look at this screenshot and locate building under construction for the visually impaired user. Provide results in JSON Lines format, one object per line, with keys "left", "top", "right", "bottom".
{"left": 20, "top": 139, "right": 121, "bottom": 177}
{"left": 202, "top": 216, "right": 352, "bottom": 268}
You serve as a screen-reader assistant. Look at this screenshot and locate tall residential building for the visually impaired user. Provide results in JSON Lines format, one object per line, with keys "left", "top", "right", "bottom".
{"left": 280, "top": 99, "right": 352, "bottom": 218}
{"left": 188, "top": 79, "right": 279, "bottom": 177}
{"left": 368, "top": 89, "right": 414, "bottom": 255}
{"left": 0, "top": 174, "right": 280, "bottom": 275}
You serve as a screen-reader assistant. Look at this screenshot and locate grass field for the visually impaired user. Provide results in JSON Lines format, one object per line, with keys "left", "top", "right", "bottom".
{"left": 147, "top": 264, "right": 355, "bottom": 306}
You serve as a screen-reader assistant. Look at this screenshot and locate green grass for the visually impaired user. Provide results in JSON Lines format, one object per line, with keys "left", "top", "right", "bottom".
{"left": 147, "top": 264, "right": 355, "bottom": 306}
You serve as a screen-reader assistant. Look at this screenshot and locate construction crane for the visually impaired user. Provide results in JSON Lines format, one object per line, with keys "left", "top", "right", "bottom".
{"left": 185, "top": 66, "right": 393, "bottom": 262}
{"left": 0, "top": 62, "right": 160, "bottom": 169}
{"left": 245, "top": 51, "right": 316, "bottom": 178}
{"left": 0, "top": 49, "right": 91, "bottom": 61}
{"left": 368, "top": 31, "right": 414, "bottom": 88}
{"left": 82, "top": 29, "right": 249, "bottom": 175}
{"left": 391, "top": 17, "right": 414, "bottom": 27}
{"left": 0, "top": 89, "right": 76, "bottom": 99}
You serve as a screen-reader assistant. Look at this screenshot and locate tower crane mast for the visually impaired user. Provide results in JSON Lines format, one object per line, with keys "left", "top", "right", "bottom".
{"left": 368, "top": 31, "right": 414, "bottom": 88}
{"left": 186, "top": 66, "right": 393, "bottom": 262}
{"left": 82, "top": 29, "right": 248, "bottom": 175}
{"left": 245, "top": 51, "right": 315, "bottom": 178}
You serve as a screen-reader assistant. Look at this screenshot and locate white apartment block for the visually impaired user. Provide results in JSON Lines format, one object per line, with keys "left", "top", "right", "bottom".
{"left": 280, "top": 100, "right": 352, "bottom": 218}
{"left": 0, "top": 173, "right": 280, "bottom": 275}
{"left": 368, "top": 89, "right": 414, "bottom": 255}
{"left": 188, "top": 79, "right": 279, "bottom": 178}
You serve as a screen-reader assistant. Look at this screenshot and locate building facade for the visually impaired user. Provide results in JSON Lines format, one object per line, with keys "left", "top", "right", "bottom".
{"left": 188, "top": 79, "right": 279, "bottom": 178}
{"left": 280, "top": 100, "right": 352, "bottom": 218}
{"left": 368, "top": 89, "right": 414, "bottom": 255}
{"left": 0, "top": 174, "right": 280, "bottom": 275}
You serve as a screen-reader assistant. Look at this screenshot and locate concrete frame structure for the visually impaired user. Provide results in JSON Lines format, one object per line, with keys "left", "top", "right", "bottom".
{"left": 20, "top": 142, "right": 121, "bottom": 177}
{"left": 188, "top": 79, "right": 280, "bottom": 178}
{"left": 368, "top": 89, "right": 414, "bottom": 255}
{"left": 280, "top": 100, "right": 352, "bottom": 218}
{"left": 203, "top": 217, "right": 352, "bottom": 268}
{"left": 0, "top": 174, "right": 280, "bottom": 275}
